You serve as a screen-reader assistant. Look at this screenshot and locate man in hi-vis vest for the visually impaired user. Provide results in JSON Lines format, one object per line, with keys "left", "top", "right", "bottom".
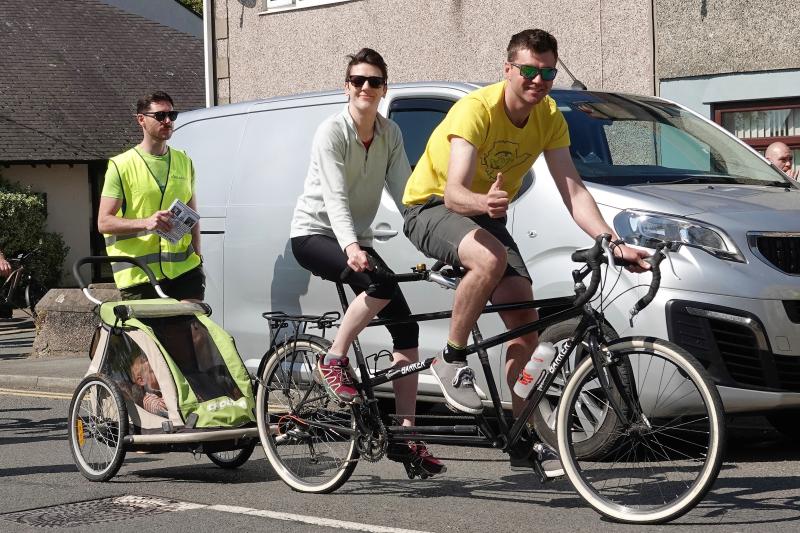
{"left": 98, "top": 91, "right": 204, "bottom": 301}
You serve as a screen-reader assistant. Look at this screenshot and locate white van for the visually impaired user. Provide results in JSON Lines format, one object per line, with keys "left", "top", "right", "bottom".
{"left": 171, "top": 82, "right": 800, "bottom": 442}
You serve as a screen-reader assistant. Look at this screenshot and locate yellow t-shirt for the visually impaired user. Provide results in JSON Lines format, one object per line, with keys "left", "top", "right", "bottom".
{"left": 403, "top": 81, "right": 570, "bottom": 205}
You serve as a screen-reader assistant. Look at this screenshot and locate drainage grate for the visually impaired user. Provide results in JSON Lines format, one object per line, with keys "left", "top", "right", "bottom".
{"left": 0, "top": 495, "right": 205, "bottom": 528}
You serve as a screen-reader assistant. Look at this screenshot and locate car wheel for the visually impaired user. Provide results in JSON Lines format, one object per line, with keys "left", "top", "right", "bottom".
{"left": 531, "top": 317, "right": 622, "bottom": 460}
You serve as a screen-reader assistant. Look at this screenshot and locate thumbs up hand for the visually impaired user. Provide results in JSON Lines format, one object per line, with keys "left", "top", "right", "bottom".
{"left": 486, "top": 172, "right": 509, "bottom": 218}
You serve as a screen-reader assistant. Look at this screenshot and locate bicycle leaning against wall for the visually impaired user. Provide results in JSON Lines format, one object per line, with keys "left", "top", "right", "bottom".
{"left": 0, "top": 250, "right": 45, "bottom": 319}
{"left": 255, "top": 234, "right": 726, "bottom": 524}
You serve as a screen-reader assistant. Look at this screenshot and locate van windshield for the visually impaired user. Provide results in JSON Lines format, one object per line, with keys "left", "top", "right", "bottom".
{"left": 554, "top": 91, "right": 791, "bottom": 187}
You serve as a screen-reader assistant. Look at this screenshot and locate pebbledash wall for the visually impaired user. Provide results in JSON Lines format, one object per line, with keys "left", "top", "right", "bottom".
{"left": 654, "top": 0, "right": 800, "bottom": 118}
{"left": 211, "top": 0, "right": 800, "bottom": 120}
{"left": 212, "top": 0, "right": 656, "bottom": 102}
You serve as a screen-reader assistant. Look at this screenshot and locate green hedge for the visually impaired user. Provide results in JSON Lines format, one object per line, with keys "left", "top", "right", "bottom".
{"left": 0, "top": 177, "right": 69, "bottom": 288}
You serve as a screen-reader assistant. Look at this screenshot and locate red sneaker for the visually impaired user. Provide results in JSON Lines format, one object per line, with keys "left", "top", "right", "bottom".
{"left": 388, "top": 441, "right": 446, "bottom": 476}
{"left": 315, "top": 357, "right": 358, "bottom": 403}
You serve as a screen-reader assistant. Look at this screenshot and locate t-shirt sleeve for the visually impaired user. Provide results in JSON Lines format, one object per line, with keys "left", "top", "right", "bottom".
{"left": 544, "top": 106, "right": 571, "bottom": 150}
{"left": 100, "top": 160, "right": 123, "bottom": 199}
{"left": 444, "top": 97, "right": 490, "bottom": 148}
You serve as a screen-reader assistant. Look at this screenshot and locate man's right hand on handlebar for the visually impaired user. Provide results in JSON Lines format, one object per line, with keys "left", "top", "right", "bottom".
{"left": 345, "top": 243, "right": 372, "bottom": 272}
{"left": 612, "top": 241, "right": 651, "bottom": 273}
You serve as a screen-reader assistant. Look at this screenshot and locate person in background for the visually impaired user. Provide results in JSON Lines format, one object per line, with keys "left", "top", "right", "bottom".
{"left": 97, "top": 91, "right": 204, "bottom": 301}
{"left": 0, "top": 250, "right": 10, "bottom": 278}
{"left": 765, "top": 141, "right": 800, "bottom": 179}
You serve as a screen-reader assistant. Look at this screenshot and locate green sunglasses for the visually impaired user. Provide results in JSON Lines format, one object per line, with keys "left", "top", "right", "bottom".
{"left": 509, "top": 63, "right": 558, "bottom": 81}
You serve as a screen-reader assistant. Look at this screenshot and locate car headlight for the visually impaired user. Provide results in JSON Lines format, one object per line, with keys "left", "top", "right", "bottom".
{"left": 613, "top": 210, "right": 745, "bottom": 262}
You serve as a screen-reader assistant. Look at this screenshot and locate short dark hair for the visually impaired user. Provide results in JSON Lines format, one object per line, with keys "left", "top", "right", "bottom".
{"left": 136, "top": 91, "right": 174, "bottom": 114}
{"left": 507, "top": 29, "right": 558, "bottom": 61}
{"left": 345, "top": 48, "right": 388, "bottom": 81}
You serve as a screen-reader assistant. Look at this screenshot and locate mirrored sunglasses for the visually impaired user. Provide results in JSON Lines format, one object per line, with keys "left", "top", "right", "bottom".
{"left": 510, "top": 63, "right": 558, "bottom": 82}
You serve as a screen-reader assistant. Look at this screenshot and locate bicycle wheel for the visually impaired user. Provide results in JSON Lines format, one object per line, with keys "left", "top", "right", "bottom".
{"left": 256, "top": 335, "right": 359, "bottom": 493}
{"left": 557, "top": 337, "right": 725, "bottom": 524}
{"left": 207, "top": 440, "right": 257, "bottom": 469}
{"left": 24, "top": 279, "right": 46, "bottom": 319}
{"left": 68, "top": 375, "right": 129, "bottom": 481}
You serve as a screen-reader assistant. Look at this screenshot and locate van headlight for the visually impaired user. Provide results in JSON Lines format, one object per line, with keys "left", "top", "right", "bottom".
{"left": 613, "top": 210, "right": 744, "bottom": 262}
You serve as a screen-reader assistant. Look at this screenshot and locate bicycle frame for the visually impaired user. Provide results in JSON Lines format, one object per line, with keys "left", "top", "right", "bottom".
{"left": 334, "top": 280, "right": 615, "bottom": 453}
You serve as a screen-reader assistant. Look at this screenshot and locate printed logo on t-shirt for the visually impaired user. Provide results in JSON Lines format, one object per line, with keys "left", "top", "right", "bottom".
{"left": 481, "top": 141, "right": 532, "bottom": 177}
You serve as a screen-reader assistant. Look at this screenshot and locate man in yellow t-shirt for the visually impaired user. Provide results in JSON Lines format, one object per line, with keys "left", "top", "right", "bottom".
{"left": 402, "top": 29, "right": 649, "bottom": 476}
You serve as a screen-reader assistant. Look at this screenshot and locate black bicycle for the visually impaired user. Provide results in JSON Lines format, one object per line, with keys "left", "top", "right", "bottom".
{"left": 0, "top": 250, "right": 45, "bottom": 319}
{"left": 255, "top": 234, "right": 725, "bottom": 524}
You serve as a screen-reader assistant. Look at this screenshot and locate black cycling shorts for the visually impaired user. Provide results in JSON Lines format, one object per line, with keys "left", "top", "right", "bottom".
{"left": 291, "top": 234, "right": 419, "bottom": 350}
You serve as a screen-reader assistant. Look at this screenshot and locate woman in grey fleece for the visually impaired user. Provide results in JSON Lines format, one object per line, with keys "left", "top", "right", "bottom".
{"left": 289, "top": 48, "right": 444, "bottom": 476}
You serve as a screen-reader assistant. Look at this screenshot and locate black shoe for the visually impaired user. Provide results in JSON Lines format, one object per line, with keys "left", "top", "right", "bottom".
{"left": 509, "top": 442, "right": 564, "bottom": 480}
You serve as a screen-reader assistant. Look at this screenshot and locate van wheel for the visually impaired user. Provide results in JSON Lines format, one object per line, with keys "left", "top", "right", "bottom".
{"left": 531, "top": 318, "right": 623, "bottom": 460}
{"left": 767, "top": 411, "right": 800, "bottom": 439}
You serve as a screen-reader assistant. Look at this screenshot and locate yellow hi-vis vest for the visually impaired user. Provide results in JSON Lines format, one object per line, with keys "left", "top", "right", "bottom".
{"left": 104, "top": 147, "right": 201, "bottom": 289}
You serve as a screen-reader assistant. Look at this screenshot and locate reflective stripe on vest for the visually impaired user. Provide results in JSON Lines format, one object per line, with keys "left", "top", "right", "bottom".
{"left": 104, "top": 148, "right": 201, "bottom": 289}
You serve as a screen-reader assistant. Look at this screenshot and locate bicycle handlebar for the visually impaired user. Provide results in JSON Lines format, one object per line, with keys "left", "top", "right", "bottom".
{"left": 338, "top": 233, "right": 669, "bottom": 319}
{"left": 73, "top": 256, "right": 168, "bottom": 304}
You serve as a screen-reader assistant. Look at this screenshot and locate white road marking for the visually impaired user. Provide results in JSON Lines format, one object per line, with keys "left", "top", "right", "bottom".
{"left": 207, "top": 504, "right": 435, "bottom": 533}
{"left": 0, "top": 388, "right": 71, "bottom": 399}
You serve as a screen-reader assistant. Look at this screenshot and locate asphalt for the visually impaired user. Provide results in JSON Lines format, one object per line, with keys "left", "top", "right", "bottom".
{"left": 0, "top": 310, "right": 86, "bottom": 393}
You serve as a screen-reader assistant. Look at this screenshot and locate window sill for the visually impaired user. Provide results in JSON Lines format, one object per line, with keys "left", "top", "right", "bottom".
{"left": 259, "top": 0, "right": 356, "bottom": 15}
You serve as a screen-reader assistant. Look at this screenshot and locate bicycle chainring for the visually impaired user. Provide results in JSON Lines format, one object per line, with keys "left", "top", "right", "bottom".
{"left": 356, "top": 415, "right": 387, "bottom": 462}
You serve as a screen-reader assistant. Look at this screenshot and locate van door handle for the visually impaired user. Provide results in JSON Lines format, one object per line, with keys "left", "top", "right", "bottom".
{"left": 373, "top": 223, "right": 398, "bottom": 240}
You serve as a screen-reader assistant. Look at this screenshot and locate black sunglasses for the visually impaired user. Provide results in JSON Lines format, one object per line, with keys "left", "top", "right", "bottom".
{"left": 141, "top": 110, "right": 179, "bottom": 122}
{"left": 346, "top": 75, "right": 385, "bottom": 89}
{"left": 509, "top": 63, "right": 558, "bottom": 82}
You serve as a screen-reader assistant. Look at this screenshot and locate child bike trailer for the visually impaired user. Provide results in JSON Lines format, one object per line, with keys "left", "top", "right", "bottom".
{"left": 68, "top": 256, "right": 258, "bottom": 481}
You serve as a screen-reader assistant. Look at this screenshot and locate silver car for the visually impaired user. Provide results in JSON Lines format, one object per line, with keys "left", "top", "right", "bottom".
{"left": 171, "top": 83, "right": 800, "bottom": 448}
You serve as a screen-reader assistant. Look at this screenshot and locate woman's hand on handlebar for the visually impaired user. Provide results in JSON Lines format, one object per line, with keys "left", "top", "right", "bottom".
{"left": 613, "top": 242, "right": 651, "bottom": 273}
{"left": 345, "top": 243, "right": 372, "bottom": 273}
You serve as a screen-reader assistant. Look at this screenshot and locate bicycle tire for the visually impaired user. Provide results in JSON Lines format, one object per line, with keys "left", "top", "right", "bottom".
{"left": 24, "top": 279, "right": 46, "bottom": 319}
{"left": 68, "top": 374, "right": 129, "bottom": 482}
{"left": 207, "top": 440, "right": 257, "bottom": 469}
{"left": 556, "top": 336, "right": 725, "bottom": 524}
{"left": 256, "top": 335, "right": 359, "bottom": 493}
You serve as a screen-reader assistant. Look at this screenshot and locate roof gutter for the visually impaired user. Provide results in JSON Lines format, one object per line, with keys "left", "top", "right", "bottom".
{"left": 203, "top": 0, "right": 215, "bottom": 107}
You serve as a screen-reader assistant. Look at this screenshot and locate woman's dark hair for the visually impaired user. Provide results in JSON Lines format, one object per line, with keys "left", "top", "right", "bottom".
{"left": 507, "top": 29, "right": 558, "bottom": 61}
{"left": 345, "top": 48, "right": 388, "bottom": 81}
{"left": 136, "top": 91, "right": 174, "bottom": 114}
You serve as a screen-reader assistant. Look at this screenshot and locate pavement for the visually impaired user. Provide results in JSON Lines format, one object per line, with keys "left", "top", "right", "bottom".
{"left": 0, "top": 310, "right": 86, "bottom": 393}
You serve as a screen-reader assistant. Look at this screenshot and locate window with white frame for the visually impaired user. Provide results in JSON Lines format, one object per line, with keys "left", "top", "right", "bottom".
{"left": 263, "top": 0, "right": 353, "bottom": 12}
{"left": 714, "top": 98, "right": 800, "bottom": 175}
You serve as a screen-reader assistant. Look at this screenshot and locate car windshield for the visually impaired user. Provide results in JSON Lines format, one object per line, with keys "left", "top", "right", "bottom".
{"left": 553, "top": 91, "right": 791, "bottom": 187}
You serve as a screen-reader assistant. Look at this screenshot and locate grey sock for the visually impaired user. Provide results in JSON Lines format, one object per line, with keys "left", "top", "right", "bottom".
{"left": 323, "top": 352, "right": 344, "bottom": 365}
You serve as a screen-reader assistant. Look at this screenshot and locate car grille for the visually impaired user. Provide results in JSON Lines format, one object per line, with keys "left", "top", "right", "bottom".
{"left": 750, "top": 234, "right": 800, "bottom": 274}
{"left": 774, "top": 354, "right": 800, "bottom": 390}
{"left": 666, "top": 300, "right": 800, "bottom": 392}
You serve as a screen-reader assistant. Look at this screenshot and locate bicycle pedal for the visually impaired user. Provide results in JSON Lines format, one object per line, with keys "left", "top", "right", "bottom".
{"left": 532, "top": 460, "right": 548, "bottom": 484}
